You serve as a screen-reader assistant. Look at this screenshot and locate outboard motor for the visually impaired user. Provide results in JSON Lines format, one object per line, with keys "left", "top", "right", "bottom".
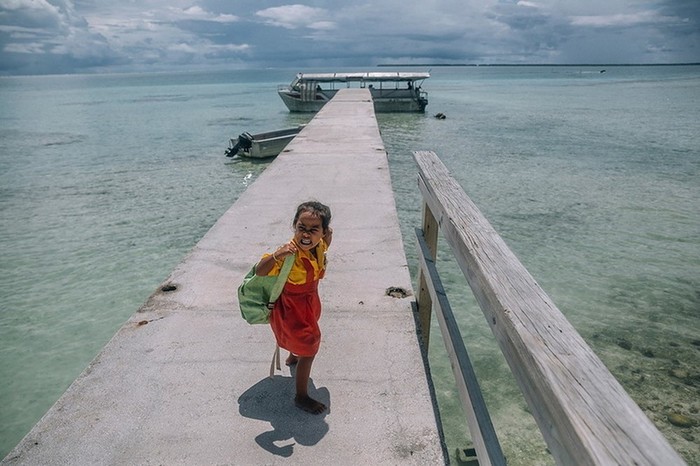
{"left": 225, "top": 139, "right": 240, "bottom": 157}
{"left": 225, "top": 132, "right": 254, "bottom": 157}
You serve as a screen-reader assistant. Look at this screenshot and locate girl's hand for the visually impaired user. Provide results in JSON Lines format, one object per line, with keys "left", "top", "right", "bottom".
{"left": 273, "top": 241, "right": 298, "bottom": 261}
{"left": 256, "top": 241, "right": 297, "bottom": 276}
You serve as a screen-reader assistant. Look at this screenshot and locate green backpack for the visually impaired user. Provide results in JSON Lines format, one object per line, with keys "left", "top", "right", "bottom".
{"left": 238, "top": 255, "right": 295, "bottom": 325}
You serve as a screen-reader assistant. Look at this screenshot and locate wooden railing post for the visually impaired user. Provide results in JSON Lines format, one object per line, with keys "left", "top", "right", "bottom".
{"left": 416, "top": 202, "right": 438, "bottom": 349}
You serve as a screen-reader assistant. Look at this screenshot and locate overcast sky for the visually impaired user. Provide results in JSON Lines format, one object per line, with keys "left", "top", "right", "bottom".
{"left": 0, "top": 0, "right": 698, "bottom": 75}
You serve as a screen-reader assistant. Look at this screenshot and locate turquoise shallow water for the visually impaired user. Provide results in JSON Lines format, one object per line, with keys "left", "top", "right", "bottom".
{"left": 1, "top": 66, "right": 699, "bottom": 463}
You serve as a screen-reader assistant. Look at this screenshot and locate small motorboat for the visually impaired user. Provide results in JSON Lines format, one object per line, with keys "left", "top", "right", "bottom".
{"left": 225, "top": 125, "right": 305, "bottom": 159}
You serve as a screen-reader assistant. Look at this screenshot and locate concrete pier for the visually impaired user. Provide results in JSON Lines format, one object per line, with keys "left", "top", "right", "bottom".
{"left": 3, "top": 89, "right": 446, "bottom": 465}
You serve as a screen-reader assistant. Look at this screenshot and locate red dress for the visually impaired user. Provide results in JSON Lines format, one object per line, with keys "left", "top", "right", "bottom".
{"left": 268, "top": 245, "right": 326, "bottom": 357}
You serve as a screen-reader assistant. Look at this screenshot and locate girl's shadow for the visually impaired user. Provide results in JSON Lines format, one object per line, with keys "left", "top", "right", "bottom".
{"left": 238, "top": 374, "right": 330, "bottom": 457}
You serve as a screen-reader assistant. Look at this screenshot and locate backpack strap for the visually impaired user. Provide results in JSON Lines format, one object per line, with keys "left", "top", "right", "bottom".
{"left": 268, "top": 256, "right": 293, "bottom": 378}
{"left": 268, "top": 254, "right": 294, "bottom": 305}
{"left": 269, "top": 344, "right": 281, "bottom": 378}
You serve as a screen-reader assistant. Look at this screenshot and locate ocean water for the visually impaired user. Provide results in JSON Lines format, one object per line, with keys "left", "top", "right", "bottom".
{"left": 1, "top": 66, "right": 698, "bottom": 463}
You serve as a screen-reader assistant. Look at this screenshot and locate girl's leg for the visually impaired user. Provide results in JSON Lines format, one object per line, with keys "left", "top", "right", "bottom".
{"left": 294, "top": 355, "right": 327, "bottom": 414}
{"left": 285, "top": 352, "right": 298, "bottom": 366}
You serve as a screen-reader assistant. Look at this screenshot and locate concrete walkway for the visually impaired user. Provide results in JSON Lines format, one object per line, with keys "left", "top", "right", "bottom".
{"left": 3, "top": 89, "right": 446, "bottom": 465}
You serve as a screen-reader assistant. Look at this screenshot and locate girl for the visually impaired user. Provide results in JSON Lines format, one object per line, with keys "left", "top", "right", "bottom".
{"left": 255, "top": 201, "right": 332, "bottom": 414}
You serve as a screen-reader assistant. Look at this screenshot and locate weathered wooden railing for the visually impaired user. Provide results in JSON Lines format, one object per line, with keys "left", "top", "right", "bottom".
{"left": 413, "top": 151, "right": 685, "bottom": 465}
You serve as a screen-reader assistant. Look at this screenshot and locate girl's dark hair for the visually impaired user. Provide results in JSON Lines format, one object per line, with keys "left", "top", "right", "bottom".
{"left": 294, "top": 201, "right": 332, "bottom": 231}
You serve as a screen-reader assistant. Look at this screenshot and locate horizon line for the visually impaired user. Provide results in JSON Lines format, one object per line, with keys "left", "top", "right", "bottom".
{"left": 378, "top": 63, "right": 700, "bottom": 67}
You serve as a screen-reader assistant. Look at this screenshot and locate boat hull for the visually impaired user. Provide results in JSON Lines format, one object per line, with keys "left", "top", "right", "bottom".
{"left": 278, "top": 88, "right": 427, "bottom": 113}
{"left": 278, "top": 91, "right": 329, "bottom": 113}
{"left": 247, "top": 137, "right": 295, "bottom": 159}
{"left": 226, "top": 126, "right": 304, "bottom": 159}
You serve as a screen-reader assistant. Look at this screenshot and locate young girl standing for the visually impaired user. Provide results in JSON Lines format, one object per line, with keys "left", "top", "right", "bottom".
{"left": 255, "top": 201, "right": 332, "bottom": 414}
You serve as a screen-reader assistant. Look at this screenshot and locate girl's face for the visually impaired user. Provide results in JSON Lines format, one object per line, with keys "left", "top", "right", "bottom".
{"left": 293, "top": 211, "right": 325, "bottom": 251}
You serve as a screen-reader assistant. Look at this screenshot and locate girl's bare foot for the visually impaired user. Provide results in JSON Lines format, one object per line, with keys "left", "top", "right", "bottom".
{"left": 295, "top": 395, "right": 327, "bottom": 414}
{"left": 285, "top": 354, "right": 298, "bottom": 366}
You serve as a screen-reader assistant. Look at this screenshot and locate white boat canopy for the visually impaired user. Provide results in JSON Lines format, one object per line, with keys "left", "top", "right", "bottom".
{"left": 292, "top": 72, "right": 430, "bottom": 84}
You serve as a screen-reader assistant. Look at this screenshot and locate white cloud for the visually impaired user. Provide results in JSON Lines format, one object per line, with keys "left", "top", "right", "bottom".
{"left": 4, "top": 40, "right": 44, "bottom": 53}
{"left": 0, "top": 0, "right": 60, "bottom": 14}
{"left": 517, "top": 1, "right": 541, "bottom": 8}
{"left": 570, "top": 11, "right": 666, "bottom": 27}
{"left": 175, "top": 6, "right": 239, "bottom": 23}
{"left": 209, "top": 43, "right": 251, "bottom": 53}
{"left": 308, "top": 20, "right": 335, "bottom": 31}
{"left": 256, "top": 4, "right": 334, "bottom": 30}
{"left": 0, "top": 0, "right": 63, "bottom": 28}
{"left": 168, "top": 42, "right": 197, "bottom": 53}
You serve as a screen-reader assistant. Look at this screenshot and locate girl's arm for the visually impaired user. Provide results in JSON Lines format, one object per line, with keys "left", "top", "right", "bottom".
{"left": 255, "top": 241, "right": 297, "bottom": 276}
